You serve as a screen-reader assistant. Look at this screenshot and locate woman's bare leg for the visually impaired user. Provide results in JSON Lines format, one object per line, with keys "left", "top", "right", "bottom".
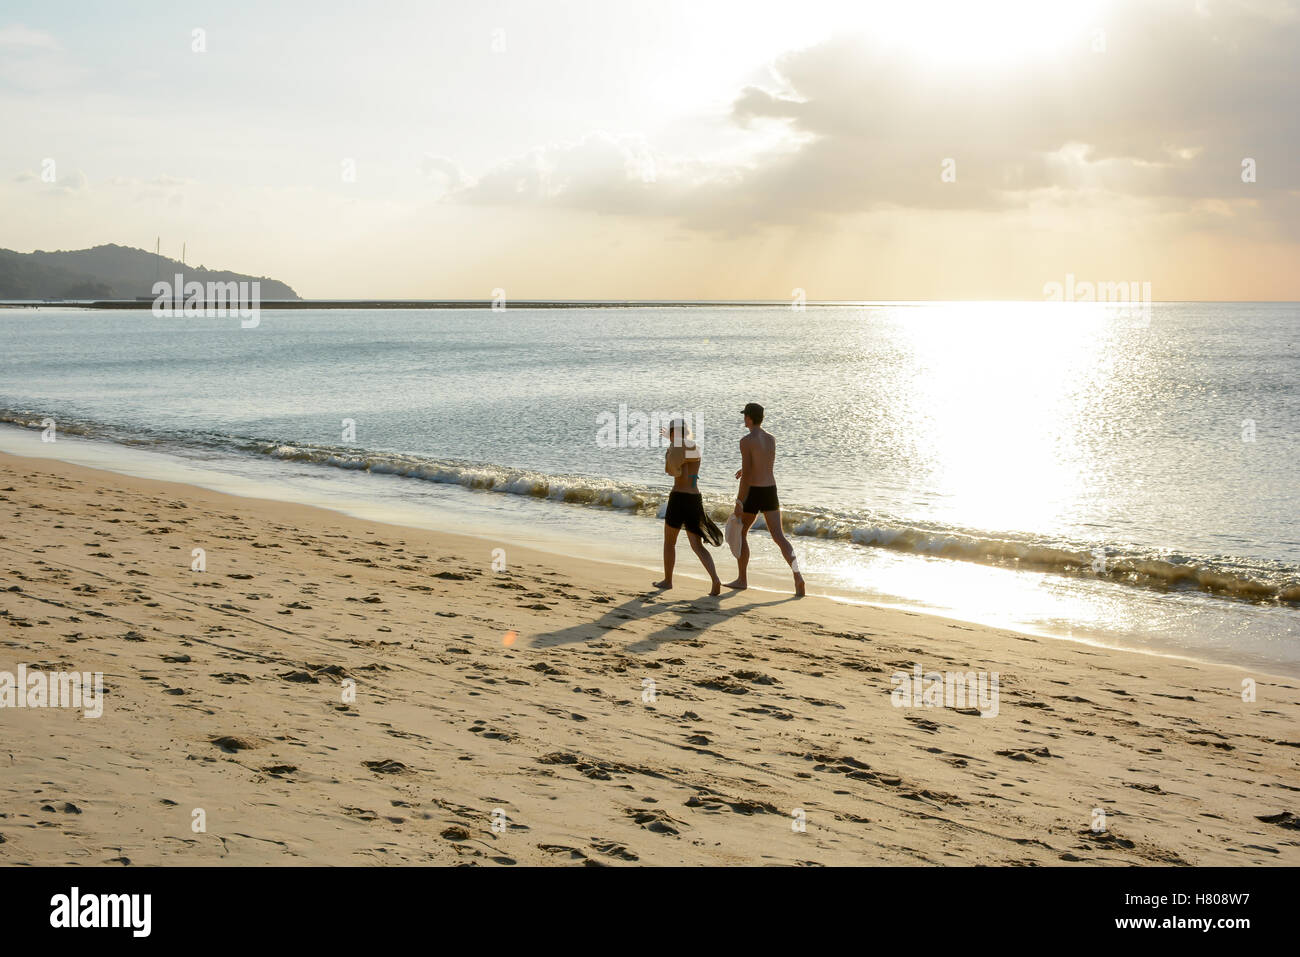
{"left": 687, "top": 531, "right": 722, "bottom": 595}
{"left": 653, "top": 524, "right": 679, "bottom": 589}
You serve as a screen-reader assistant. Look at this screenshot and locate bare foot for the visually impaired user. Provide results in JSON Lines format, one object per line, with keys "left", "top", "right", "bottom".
{"left": 709, "top": 579, "right": 721, "bottom": 596}
{"left": 793, "top": 573, "right": 805, "bottom": 597}
{"left": 723, "top": 579, "right": 747, "bottom": 590}
{"left": 652, "top": 580, "right": 672, "bottom": 590}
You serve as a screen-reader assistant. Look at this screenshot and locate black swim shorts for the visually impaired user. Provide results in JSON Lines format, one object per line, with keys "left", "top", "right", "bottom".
{"left": 664, "top": 490, "right": 723, "bottom": 546}
{"left": 742, "top": 485, "right": 780, "bottom": 513}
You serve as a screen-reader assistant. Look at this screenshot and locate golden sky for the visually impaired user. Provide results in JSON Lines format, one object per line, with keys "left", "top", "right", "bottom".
{"left": 2, "top": 0, "right": 1297, "bottom": 299}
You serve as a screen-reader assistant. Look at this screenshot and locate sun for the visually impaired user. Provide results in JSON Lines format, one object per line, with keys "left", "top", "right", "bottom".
{"left": 829, "top": 0, "right": 1106, "bottom": 67}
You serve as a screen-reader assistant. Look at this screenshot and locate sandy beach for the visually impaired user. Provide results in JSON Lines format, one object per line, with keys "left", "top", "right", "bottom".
{"left": 0, "top": 450, "right": 1296, "bottom": 866}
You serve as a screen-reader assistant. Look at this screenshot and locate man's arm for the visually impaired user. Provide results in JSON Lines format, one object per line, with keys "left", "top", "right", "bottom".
{"left": 734, "top": 438, "right": 751, "bottom": 514}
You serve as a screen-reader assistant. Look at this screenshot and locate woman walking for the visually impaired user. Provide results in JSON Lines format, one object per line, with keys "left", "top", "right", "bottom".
{"left": 652, "top": 418, "right": 723, "bottom": 595}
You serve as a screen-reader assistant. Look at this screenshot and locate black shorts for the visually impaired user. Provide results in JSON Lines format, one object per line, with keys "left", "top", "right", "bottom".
{"left": 742, "top": 485, "right": 780, "bottom": 514}
{"left": 664, "top": 491, "right": 723, "bottom": 546}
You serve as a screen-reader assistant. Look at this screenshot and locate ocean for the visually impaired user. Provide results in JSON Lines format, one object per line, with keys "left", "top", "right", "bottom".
{"left": 2, "top": 302, "right": 1297, "bottom": 673}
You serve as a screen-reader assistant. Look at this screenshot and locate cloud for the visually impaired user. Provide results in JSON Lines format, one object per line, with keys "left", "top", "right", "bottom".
{"left": 0, "top": 25, "right": 59, "bottom": 49}
{"left": 446, "top": 131, "right": 687, "bottom": 215}
{"left": 732, "top": 86, "right": 807, "bottom": 126}
{"left": 697, "top": 0, "right": 1298, "bottom": 229}
{"left": 51, "top": 168, "right": 88, "bottom": 194}
{"left": 13, "top": 164, "right": 88, "bottom": 194}
{"left": 419, "top": 154, "right": 465, "bottom": 192}
{"left": 99, "top": 174, "right": 193, "bottom": 206}
{"left": 0, "top": 23, "right": 85, "bottom": 90}
{"left": 441, "top": 0, "right": 1300, "bottom": 238}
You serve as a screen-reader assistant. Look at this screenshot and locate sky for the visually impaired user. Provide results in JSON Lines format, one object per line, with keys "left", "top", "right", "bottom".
{"left": 1, "top": 0, "right": 1297, "bottom": 299}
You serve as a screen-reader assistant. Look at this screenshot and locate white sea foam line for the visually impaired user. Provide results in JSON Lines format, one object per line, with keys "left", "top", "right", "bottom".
{"left": 4, "top": 422, "right": 1295, "bottom": 676}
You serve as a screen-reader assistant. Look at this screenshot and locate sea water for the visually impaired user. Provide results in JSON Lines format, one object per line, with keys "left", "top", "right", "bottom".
{"left": 1, "top": 303, "right": 1296, "bottom": 673}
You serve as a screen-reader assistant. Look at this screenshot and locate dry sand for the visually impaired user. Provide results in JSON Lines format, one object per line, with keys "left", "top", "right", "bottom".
{"left": 0, "top": 450, "right": 1296, "bottom": 866}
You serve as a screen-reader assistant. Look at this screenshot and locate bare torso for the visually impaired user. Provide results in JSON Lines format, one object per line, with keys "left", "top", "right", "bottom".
{"left": 740, "top": 429, "right": 776, "bottom": 486}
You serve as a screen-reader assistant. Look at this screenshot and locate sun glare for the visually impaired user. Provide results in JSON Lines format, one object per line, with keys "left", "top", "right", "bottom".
{"left": 831, "top": 0, "right": 1105, "bottom": 66}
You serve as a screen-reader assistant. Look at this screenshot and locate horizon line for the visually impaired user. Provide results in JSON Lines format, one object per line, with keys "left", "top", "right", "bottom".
{"left": 3, "top": 297, "right": 1297, "bottom": 309}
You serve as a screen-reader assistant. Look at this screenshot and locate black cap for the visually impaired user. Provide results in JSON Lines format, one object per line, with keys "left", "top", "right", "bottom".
{"left": 741, "top": 402, "right": 764, "bottom": 423}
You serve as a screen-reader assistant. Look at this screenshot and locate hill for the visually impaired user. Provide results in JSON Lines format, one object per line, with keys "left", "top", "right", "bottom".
{"left": 0, "top": 244, "right": 300, "bottom": 300}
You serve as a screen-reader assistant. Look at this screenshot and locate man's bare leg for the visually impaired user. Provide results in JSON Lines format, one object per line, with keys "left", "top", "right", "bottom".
{"left": 765, "top": 510, "right": 805, "bottom": 596}
{"left": 724, "top": 512, "right": 758, "bottom": 589}
{"left": 687, "top": 531, "right": 722, "bottom": 595}
{"left": 653, "top": 524, "right": 679, "bottom": 589}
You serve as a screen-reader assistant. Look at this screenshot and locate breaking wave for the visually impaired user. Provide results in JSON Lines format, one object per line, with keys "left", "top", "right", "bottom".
{"left": 3, "top": 408, "right": 1297, "bottom": 606}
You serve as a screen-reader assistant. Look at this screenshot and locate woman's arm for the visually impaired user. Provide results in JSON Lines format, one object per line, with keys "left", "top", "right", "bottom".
{"left": 665, "top": 445, "right": 684, "bottom": 476}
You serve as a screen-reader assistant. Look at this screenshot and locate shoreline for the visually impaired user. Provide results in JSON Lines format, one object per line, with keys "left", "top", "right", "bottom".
{"left": 1, "top": 450, "right": 1297, "bottom": 865}
{"left": 5, "top": 426, "right": 1294, "bottom": 681}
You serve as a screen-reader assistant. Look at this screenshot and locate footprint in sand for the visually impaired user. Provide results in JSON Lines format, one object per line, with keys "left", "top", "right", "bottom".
{"left": 40, "top": 802, "right": 82, "bottom": 814}
{"left": 538, "top": 844, "right": 589, "bottom": 862}
{"left": 1254, "top": 811, "right": 1300, "bottom": 829}
{"left": 591, "top": 841, "right": 639, "bottom": 861}
{"left": 625, "top": 808, "right": 681, "bottom": 835}
{"left": 363, "top": 759, "right": 410, "bottom": 774}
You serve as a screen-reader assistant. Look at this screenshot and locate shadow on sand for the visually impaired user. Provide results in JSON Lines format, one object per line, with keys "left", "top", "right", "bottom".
{"left": 529, "top": 588, "right": 802, "bottom": 653}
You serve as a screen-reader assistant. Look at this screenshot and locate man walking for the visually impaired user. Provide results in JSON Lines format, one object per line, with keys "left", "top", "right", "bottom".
{"left": 725, "top": 402, "right": 804, "bottom": 596}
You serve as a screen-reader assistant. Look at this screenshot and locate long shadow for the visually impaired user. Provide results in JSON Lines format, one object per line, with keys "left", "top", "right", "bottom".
{"left": 529, "top": 588, "right": 801, "bottom": 651}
